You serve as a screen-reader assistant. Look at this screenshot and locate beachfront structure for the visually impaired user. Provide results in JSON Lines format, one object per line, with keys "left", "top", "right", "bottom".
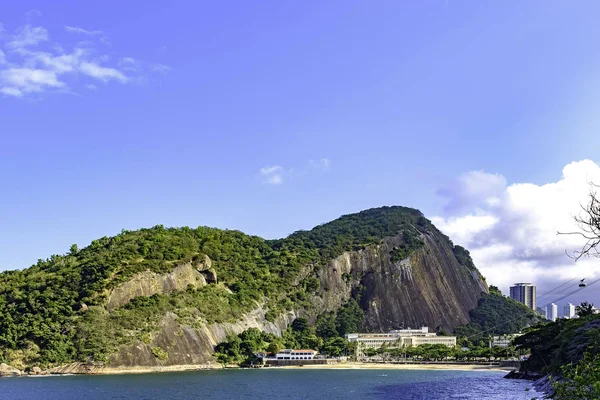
{"left": 563, "top": 303, "right": 576, "bottom": 319}
{"left": 346, "top": 327, "right": 457, "bottom": 358}
{"left": 510, "top": 283, "right": 536, "bottom": 310}
{"left": 546, "top": 303, "right": 558, "bottom": 321}
{"left": 274, "top": 349, "right": 317, "bottom": 360}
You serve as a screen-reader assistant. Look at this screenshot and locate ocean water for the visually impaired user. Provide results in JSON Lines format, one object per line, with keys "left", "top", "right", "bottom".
{"left": 2, "top": 369, "right": 539, "bottom": 400}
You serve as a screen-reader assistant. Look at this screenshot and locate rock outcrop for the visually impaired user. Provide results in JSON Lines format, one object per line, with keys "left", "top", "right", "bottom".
{"left": 313, "top": 230, "right": 487, "bottom": 332}
{"left": 109, "top": 306, "right": 297, "bottom": 367}
{"left": 106, "top": 262, "right": 209, "bottom": 311}
{"left": 0, "top": 363, "right": 22, "bottom": 377}
{"left": 106, "top": 229, "right": 486, "bottom": 368}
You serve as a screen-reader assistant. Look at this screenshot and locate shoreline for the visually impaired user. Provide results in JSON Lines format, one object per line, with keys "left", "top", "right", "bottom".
{"left": 274, "top": 362, "right": 512, "bottom": 372}
{"left": 29, "top": 361, "right": 514, "bottom": 376}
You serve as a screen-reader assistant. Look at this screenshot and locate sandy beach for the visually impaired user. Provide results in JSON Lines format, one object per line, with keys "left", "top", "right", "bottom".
{"left": 275, "top": 362, "right": 512, "bottom": 372}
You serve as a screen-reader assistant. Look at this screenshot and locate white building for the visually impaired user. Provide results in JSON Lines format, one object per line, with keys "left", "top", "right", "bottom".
{"left": 563, "top": 303, "right": 576, "bottom": 319}
{"left": 546, "top": 303, "right": 558, "bottom": 321}
{"left": 346, "top": 327, "right": 456, "bottom": 358}
{"left": 274, "top": 349, "right": 317, "bottom": 360}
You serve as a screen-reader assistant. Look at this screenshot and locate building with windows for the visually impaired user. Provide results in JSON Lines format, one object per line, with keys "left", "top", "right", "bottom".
{"left": 563, "top": 303, "right": 576, "bottom": 319}
{"left": 346, "top": 327, "right": 456, "bottom": 358}
{"left": 274, "top": 349, "right": 317, "bottom": 360}
{"left": 546, "top": 303, "right": 558, "bottom": 321}
{"left": 510, "top": 283, "right": 536, "bottom": 310}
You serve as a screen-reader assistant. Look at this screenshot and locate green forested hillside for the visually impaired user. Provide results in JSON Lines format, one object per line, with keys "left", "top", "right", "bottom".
{"left": 513, "top": 308, "right": 600, "bottom": 398}
{"left": 454, "top": 286, "right": 542, "bottom": 344}
{"left": 0, "top": 206, "right": 432, "bottom": 367}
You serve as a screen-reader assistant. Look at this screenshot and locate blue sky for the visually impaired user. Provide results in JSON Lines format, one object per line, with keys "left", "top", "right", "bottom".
{"left": 2, "top": 1, "right": 600, "bottom": 304}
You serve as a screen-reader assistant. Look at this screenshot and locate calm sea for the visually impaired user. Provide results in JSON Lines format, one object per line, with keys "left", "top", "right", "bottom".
{"left": 2, "top": 369, "right": 539, "bottom": 400}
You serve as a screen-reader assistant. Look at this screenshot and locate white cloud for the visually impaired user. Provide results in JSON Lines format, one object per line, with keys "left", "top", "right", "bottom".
{"left": 79, "top": 62, "right": 127, "bottom": 82}
{"left": 85, "top": 84, "right": 97, "bottom": 90}
{"left": 433, "top": 160, "right": 600, "bottom": 306}
{"left": 0, "top": 20, "right": 159, "bottom": 98}
{"left": 64, "top": 26, "right": 103, "bottom": 36}
{"left": 0, "top": 68, "right": 63, "bottom": 96}
{"left": 437, "top": 170, "right": 507, "bottom": 213}
{"left": 7, "top": 25, "right": 48, "bottom": 49}
{"left": 0, "top": 87, "right": 23, "bottom": 97}
{"left": 260, "top": 165, "right": 284, "bottom": 185}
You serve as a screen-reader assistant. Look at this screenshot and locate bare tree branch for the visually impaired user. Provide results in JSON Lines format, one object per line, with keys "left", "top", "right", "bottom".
{"left": 558, "top": 184, "right": 600, "bottom": 260}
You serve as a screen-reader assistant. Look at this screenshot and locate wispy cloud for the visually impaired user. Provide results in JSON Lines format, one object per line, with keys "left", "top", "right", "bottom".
{"left": 64, "top": 26, "right": 103, "bottom": 36}
{"left": 152, "top": 63, "right": 172, "bottom": 74}
{"left": 260, "top": 165, "right": 285, "bottom": 185}
{"left": 0, "top": 19, "right": 170, "bottom": 98}
{"left": 7, "top": 25, "right": 48, "bottom": 49}
{"left": 79, "top": 62, "right": 128, "bottom": 83}
{"left": 259, "top": 158, "right": 332, "bottom": 186}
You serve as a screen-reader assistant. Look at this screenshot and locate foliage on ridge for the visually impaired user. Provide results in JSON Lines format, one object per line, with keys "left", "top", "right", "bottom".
{"left": 454, "top": 286, "right": 542, "bottom": 344}
{"left": 0, "top": 206, "right": 445, "bottom": 367}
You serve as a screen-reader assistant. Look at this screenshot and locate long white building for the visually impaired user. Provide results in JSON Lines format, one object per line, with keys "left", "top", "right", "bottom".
{"left": 346, "top": 327, "right": 457, "bottom": 358}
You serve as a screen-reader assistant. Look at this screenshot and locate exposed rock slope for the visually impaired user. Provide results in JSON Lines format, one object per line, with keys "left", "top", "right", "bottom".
{"left": 0, "top": 206, "right": 489, "bottom": 371}
{"left": 314, "top": 230, "right": 486, "bottom": 332}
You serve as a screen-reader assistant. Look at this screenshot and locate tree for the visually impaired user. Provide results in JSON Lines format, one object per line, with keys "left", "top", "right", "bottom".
{"left": 69, "top": 244, "right": 79, "bottom": 255}
{"left": 560, "top": 184, "right": 600, "bottom": 260}
{"left": 291, "top": 318, "right": 310, "bottom": 333}
{"left": 335, "top": 299, "right": 364, "bottom": 336}
{"left": 553, "top": 353, "right": 600, "bottom": 399}
{"left": 323, "top": 337, "right": 350, "bottom": 357}
{"left": 266, "top": 340, "right": 283, "bottom": 354}
{"left": 315, "top": 313, "right": 338, "bottom": 340}
{"left": 576, "top": 302, "right": 596, "bottom": 318}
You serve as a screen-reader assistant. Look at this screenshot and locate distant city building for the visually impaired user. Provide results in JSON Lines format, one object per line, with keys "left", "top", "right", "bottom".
{"left": 346, "top": 327, "right": 457, "bottom": 358}
{"left": 546, "top": 303, "right": 558, "bottom": 321}
{"left": 563, "top": 303, "right": 576, "bottom": 319}
{"left": 510, "top": 283, "right": 536, "bottom": 310}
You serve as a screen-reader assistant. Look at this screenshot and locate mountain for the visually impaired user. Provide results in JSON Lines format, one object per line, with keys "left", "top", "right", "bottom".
{"left": 0, "top": 206, "right": 489, "bottom": 371}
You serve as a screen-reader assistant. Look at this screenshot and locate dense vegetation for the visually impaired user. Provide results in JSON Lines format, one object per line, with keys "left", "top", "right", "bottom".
{"left": 512, "top": 305, "right": 600, "bottom": 398}
{"left": 362, "top": 342, "right": 515, "bottom": 362}
{"left": 215, "top": 299, "right": 364, "bottom": 365}
{"left": 454, "top": 286, "right": 542, "bottom": 344}
{"left": 0, "top": 206, "right": 436, "bottom": 368}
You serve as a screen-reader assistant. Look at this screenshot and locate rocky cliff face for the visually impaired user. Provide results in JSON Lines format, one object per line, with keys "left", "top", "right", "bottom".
{"left": 105, "top": 229, "right": 486, "bottom": 368}
{"left": 313, "top": 229, "right": 487, "bottom": 332}
{"left": 109, "top": 306, "right": 297, "bottom": 368}
{"left": 106, "top": 256, "right": 217, "bottom": 311}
